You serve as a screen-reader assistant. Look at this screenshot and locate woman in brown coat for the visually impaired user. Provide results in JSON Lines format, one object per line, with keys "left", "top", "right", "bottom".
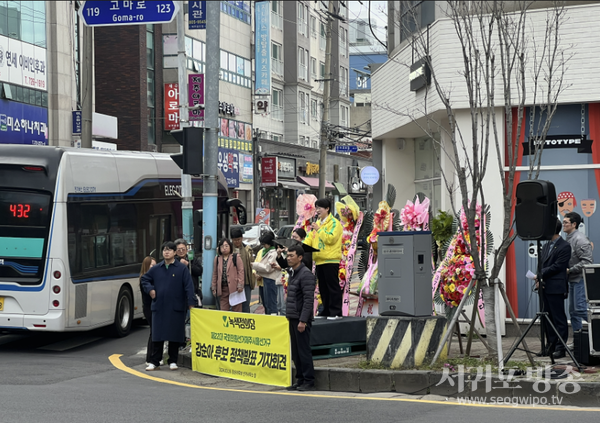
{"left": 211, "top": 238, "right": 244, "bottom": 312}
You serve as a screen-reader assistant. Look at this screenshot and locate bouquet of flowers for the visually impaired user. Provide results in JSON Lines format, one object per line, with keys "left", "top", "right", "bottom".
{"left": 439, "top": 253, "right": 475, "bottom": 307}
{"left": 294, "top": 194, "right": 318, "bottom": 233}
{"left": 400, "top": 197, "right": 430, "bottom": 231}
{"left": 336, "top": 196, "right": 363, "bottom": 316}
{"left": 434, "top": 202, "right": 486, "bottom": 309}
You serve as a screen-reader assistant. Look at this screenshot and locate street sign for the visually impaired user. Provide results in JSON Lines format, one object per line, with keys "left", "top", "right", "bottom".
{"left": 79, "top": 1, "right": 179, "bottom": 27}
{"left": 335, "top": 145, "right": 358, "bottom": 153}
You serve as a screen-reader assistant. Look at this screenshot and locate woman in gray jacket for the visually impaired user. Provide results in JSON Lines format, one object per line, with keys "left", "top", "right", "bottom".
{"left": 252, "top": 234, "right": 279, "bottom": 315}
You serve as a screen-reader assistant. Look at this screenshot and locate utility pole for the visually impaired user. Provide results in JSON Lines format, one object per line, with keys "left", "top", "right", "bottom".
{"left": 201, "top": 1, "right": 220, "bottom": 306}
{"left": 176, "top": 3, "right": 194, "bottom": 254}
{"left": 253, "top": 128, "right": 261, "bottom": 215}
{"left": 318, "top": 0, "right": 334, "bottom": 199}
{"left": 81, "top": 23, "right": 93, "bottom": 148}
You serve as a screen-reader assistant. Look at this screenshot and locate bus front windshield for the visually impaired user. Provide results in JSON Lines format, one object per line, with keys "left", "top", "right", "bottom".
{"left": 0, "top": 190, "right": 51, "bottom": 284}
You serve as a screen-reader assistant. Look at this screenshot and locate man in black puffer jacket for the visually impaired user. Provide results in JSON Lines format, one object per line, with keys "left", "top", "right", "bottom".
{"left": 285, "top": 244, "right": 316, "bottom": 391}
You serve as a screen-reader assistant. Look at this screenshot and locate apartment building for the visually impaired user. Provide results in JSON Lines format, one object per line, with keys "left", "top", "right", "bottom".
{"left": 253, "top": 1, "right": 370, "bottom": 228}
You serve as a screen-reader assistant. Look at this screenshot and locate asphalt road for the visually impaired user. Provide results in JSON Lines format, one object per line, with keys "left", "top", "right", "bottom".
{"left": 1, "top": 322, "right": 600, "bottom": 423}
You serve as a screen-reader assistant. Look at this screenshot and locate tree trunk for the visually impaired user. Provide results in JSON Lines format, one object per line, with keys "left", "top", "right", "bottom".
{"left": 482, "top": 283, "right": 498, "bottom": 359}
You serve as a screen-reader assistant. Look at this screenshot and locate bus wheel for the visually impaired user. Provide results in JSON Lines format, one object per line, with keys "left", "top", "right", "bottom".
{"left": 111, "top": 288, "right": 133, "bottom": 337}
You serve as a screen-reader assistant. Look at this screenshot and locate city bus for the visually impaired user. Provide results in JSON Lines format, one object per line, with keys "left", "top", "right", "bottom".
{"left": 0, "top": 145, "right": 232, "bottom": 336}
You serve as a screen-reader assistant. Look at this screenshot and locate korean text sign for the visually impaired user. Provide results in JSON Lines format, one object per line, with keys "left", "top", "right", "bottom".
{"left": 191, "top": 309, "right": 291, "bottom": 387}
{"left": 218, "top": 147, "right": 240, "bottom": 188}
{"left": 254, "top": 1, "right": 270, "bottom": 95}
{"left": 261, "top": 157, "right": 277, "bottom": 186}
{"left": 188, "top": 1, "right": 206, "bottom": 29}
{"left": 188, "top": 73, "right": 204, "bottom": 121}
{"left": 164, "top": 83, "right": 179, "bottom": 130}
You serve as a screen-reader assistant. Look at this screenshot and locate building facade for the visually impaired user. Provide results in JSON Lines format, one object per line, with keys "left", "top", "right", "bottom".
{"left": 372, "top": 1, "right": 600, "bottom": 319}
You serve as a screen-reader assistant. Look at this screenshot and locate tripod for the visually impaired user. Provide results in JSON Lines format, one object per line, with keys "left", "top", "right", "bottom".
{"left": 503, "top": 240, "right": 581, "bottom": 370}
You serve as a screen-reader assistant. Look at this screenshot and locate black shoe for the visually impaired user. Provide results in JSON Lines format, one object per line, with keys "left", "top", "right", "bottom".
{"left": 286, "top": 382, "right": 303, "bottom": 391}
{"left": 552, "top": 349, "right": 566, "bottom": 359}
{"left": 297, "top": 383, "right": 316, "bottom": 392}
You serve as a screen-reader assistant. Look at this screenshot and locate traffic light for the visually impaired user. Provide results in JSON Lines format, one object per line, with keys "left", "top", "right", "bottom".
{"left": 170, "top": 127, "right": 204, "bottom": 175}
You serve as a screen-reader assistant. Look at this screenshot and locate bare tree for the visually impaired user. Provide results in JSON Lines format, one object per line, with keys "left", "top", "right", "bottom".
{"left": 379, "top": 1, "right": 571, "bottom": 360}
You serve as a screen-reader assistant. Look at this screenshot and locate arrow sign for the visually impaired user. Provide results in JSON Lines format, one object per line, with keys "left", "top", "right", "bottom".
{"left": 335, "top": 145, "right": 358, "bottom": 153}
{"left": 79, "top": 1, "right": 179, "bottom": 27}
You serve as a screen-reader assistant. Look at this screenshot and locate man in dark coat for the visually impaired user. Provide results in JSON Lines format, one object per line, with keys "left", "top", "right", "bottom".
{"left": 285, "top": 244, "right": 316, "bottom": 391}
{"left": 535, "top": 219, "right": 572, "bottom": 359}
{"left": 174, "top": 238, "right": 203, "bottom": 304}
{"left": 142, "top": 241, "right": 196, "bottom": 371}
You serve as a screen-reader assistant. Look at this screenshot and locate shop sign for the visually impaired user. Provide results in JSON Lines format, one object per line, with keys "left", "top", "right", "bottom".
{"left": 409, "top": 56, "right": 431, "bottom": 92}
{"left": 0, "top": 99, "right": 48, "bottom": 145}
{"left": 188, "top": 73, "right": 204, "bottom": 121}
{"left": 164, "top": 83, "right": 179, "bottom": 130}
{"left": 0, "top": 35, "right": 47, "bottom": 91}
{"left": 219, "top": 101, "right": 236, "bottom": 117}
{"left": 306, "top": 162, "right": 319, "bottom": 176}
{"left": 261, "top": 157, "right": 278, "bottom": 186}
{"left": 242, "top": 154, "right": 253, "bottom": 183}
{"left": 277, "top": 157, "right": 296, "bottom": 179}
{"left": 218, "top": 117, "right": 253, "bottom": 152}
{"left": 522, "top": 134, "right": 594, "bottom": 155}
{"left": 218, "top": 147, "right": 240, "bottom": 188}
{"left": 254, "top": 1, "right": 271, "bottom": 95}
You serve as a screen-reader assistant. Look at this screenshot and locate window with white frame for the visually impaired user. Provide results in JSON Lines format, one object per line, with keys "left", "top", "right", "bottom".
{"left": 340, "top": 105, "right": 348, "bottom": 127}
{"left": 305, "top": 137, "right": 310, "bottom": 147}
{"left": 298, "top": 3, "right": 307, "bottom": 36}
{"left": 299, "top": 91, "right": 307, "bottom": 124}
{"left": 340, "top": 28, "right": 347, "bottom": 57}
{"left": 298, "top": 47, "right": 307, "bottom": 81}
{"left": 299, "top": 135, "right": 306, "bottom": 145}
{"left": 272, "top": 133, "right": 283, "bottom": 143}
{"left": 339, "top": 66, "right": 348, "bottom": 97}
{"left": 272, "top": 88, "right": 283, "bottom": 121}
{"left": 320, "top": 21, "right": 326, "bottom": 50}
{"left": 311, "top": 98, "right": 318, "bottom": 120}
{"left": 310, "top": 57, "right": 317, "bottom": 81}
{"left": 271, "top": 1, "right": 283, "bottom": 30}
{"left": 310, "top": 15, "right": 317, "bottom": 38}
{"left": 272, "top": 42, "right": 283, "bottom": 77}
{"left": 313, "top": 140, "right": 318, "bottom": 149}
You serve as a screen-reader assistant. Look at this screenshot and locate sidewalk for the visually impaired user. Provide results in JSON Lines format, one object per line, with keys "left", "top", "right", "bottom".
{"left": 177, "top": 282, "right": 600, "bottom": 406}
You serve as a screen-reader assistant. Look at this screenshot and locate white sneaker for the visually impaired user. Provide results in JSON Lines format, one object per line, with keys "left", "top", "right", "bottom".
{"left": 159, "top": 360, "right": 164, "bottom": 366}
{"left": 169, "top": 363, "right": 178, "bottom": 370}
{"left": 145, "top": 363, "right": 159, "bottom": 371}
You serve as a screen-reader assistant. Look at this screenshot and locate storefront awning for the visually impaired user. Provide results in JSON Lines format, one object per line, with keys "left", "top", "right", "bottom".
{"left": 333, "top": 182, "right": 348, "bottom": 196}
{"left": 296, "top": 176, "right": 335, "bottom": 190}
{"left": 279, "top": 181, "right": 308, "bottom": 190}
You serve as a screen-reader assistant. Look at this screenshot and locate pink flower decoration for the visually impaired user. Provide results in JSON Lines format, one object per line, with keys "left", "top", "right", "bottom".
{"left": 400, "top": 197, "right": 430, "bottom": 231}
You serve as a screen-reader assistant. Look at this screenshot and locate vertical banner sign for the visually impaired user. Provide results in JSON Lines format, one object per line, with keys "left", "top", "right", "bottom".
{"left": 217, "top": 148, "right": 240, "bottom": 188}
{"left": 164, "top": 83, "right": 179, "bottom": 130}
{"left": 261, "top": 157, "right": 278, "bottom": 186}
{"left": 242, "top": 154, "right": 253, "bottom": 183}
{"left": 191, "top": 309, "right": 291, "bottom": 387}
{"left": 188, "top": 73, "right": 204, "bottom": 121}
{"left": 255, "top": 208, "right": 271, "bottom": 225}
{"left": 188, "top": 1, "right": 206, "bottom": 30}
{"left": 254, "top": 1, "right": 271, "bottom": 95}
{"left": 72, "top": 111, "right": 82, "bottom": 135}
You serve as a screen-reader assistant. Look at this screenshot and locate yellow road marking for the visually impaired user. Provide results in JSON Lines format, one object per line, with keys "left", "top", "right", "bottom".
{"left": 108, "top": 354, "right": 599, "bottom": 411}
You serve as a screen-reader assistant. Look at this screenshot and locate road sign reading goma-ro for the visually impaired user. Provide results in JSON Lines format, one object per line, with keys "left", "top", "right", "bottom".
{"left": 79, "top": 1, "right": 179, "bottom": 27}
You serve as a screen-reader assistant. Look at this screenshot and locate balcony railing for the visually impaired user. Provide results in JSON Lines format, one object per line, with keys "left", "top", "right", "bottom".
{"left": 299, "top": 64, "right": 307, "bottom": 81}
{"left": 272, "top": 59, "right": 283, "bottom": 77}
{"left": 271, "top": 12, "right": 283, "bottom": 30}
{"left": 272, "top": 105, "right": 283, "bottom": 121}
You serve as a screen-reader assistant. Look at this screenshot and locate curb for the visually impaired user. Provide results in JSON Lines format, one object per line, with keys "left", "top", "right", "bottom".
{"left": 178, "top": 351, "right": 600, "bottom": 406}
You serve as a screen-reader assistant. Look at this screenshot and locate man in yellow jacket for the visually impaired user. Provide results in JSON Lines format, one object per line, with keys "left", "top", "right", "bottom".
{"left": 305, "top": 198, "right": 343, "bottom": 317}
